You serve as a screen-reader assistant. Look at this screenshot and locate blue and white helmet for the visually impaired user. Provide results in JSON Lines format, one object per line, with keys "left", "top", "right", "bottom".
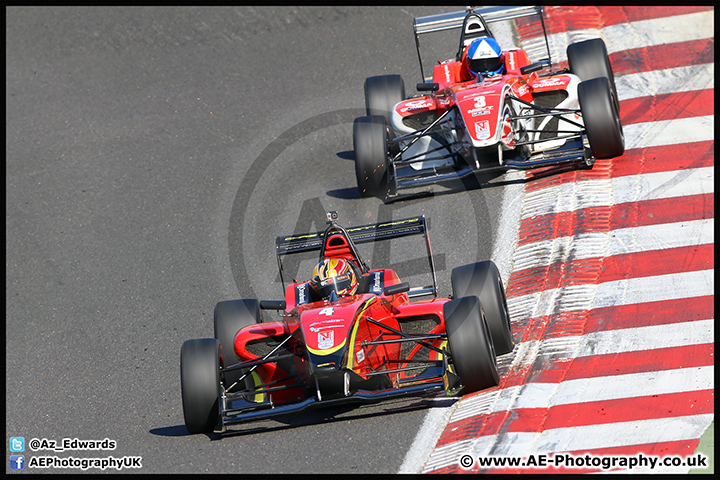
{"left": 465, "top": 37, "right": 504, "bottom": 77}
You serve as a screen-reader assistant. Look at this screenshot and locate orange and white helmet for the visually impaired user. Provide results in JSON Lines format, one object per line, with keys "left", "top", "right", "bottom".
{"left": 311, "top": 258, "right": 358, "bottom": 299}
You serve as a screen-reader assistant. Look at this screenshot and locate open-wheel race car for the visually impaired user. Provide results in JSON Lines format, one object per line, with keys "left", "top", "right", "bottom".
{"left": 353, "top": 5, "right": 624, "bottom": 199}
{"left": 180, "top": 212, "right": 514, "bottom": 434}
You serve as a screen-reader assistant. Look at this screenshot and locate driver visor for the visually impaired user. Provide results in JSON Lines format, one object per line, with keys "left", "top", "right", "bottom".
{"left": 315, "top": 273, "right": 352, "bottom": 298}
{"left": 469, "top": 56, "right": 502, "bottom": 75}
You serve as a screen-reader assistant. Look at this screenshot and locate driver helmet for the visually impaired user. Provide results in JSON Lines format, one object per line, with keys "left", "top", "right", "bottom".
{"left": 465, "top": 37, "right": 504, "bottom": 78}
{"left": 311, "top": 258, "right": 358, "bottom": 299}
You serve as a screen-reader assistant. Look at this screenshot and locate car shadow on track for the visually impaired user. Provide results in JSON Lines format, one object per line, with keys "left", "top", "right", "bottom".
{"left": 328, "top": 149, "right": 590, "bottom": 204}
{"left": 150, "top": 395, "right": 458, "bottom": 439}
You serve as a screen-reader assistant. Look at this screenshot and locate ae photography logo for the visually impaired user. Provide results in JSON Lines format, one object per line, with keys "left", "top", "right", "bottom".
{"left": 459, "top": 452, "right": 710, "bottom": 471}
{"left": 8, "top": 436, "right": 142, "bottom": 472}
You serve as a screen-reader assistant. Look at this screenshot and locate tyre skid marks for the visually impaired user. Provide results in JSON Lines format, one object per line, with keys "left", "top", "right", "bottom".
{"left": 519, "top": 9, "right": 713, "bottom": 65}
{"left": 526, "top": 140, "right": 714, "bottom": 186}
{"left": 436, "top": 364, "right": 714, "bottom": 449}
{"left": 410, "top": 7, "right": 714, "bottom": 473}
{"left": 610, "top": 39, "right": 715, "bottom": 78}
{"left": 510, "top": 240, "right": 714, "bottom": 297}
{"left": 517, "top": 192, "right": 713, "bottom": 246}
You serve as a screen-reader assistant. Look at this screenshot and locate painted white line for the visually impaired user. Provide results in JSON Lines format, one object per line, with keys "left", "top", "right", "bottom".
{"left": 624, "top": 115, "right": 715, "bottom": 150}
{"left": 538, "top": 364, "right": 714, "bottom": 408}
{"left": 603, "top": 11, "right": 714, "bottom": 53}
{"left": 612, "top": 166, "right": 714, "bottom": 203}
{"left": 520, "top": 165, "right": 714, "bottom": 219}
{"left": 420, "top": 438, "right": 475, "bottom": 473}
{"left": 490, "top": 171, "right": 526, "bottom": 285}
{"left": 592, "top": 269, "right": 714, "bottom": 309}
{"left": 449, "top": 320, "right": 714, "bottom": 423}
{"left": 606, "top": 219, "right": 714, "bottom": 257}
{"left": 576, "top": 318, "right": 714, "bottom": 356}
{"left": 617, "top": 65, "right": 715, "bottom": 101}
{"left": 531, "top": 11, "right": 715, "bottom": 63}
{"left": 509, "top": 269, "right": 714, "bottom": 320}
{"left": 450, "top": 360, "right": 714, "bottom": 424}
{"left": 512, "top": 218, "right": 713, "bottom": 270}
{"left": 520, "top": 313, "right": 714, "bottom": 370}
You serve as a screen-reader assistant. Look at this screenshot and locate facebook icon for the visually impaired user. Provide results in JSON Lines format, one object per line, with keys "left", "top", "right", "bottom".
{"left": 10, "top": 455, "right": 25, "bottom": 470}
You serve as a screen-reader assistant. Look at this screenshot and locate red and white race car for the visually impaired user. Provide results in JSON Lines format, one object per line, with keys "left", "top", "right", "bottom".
{"left": 180, "top": 212, "right": 514, "bottom": 434}
{"left": 353, "top": 6, "right": 624, "bottom": 198}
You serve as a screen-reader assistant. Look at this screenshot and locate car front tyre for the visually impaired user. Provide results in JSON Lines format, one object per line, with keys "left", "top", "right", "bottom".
{"left": 444, "top": 296, "right": 499, "bottom": 393}
{"left": 578, "top": 77, "right": 625, "bottom": 159}
{"left": 567, "top": 38, "right": 620, "bottom": 113}
{"left": 214, "top": 299, "right": 260, "bottom": 391}
{"left": 364, "top": 74, "right": 405, "bottom": 125}
{"left": 353, "top": 115, "right": 390, "bottom": 198}
{"left": 180, "top": 338, "right": 221, "bottom": 434}
{"left": 450, "top": 261, "right": 514, "bottom": 355}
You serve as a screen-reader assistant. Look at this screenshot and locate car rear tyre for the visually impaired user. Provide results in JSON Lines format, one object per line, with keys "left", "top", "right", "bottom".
{"left": 214, "top": 299, "right": 261, "bottom": 391}
{"left": 180, "top": 338, "right": 221, "bottom": 434}
{"left": 365, "top": 74, "right": 405, "bottom": 126}
{"left": 450, "top": 261, "right": 514, "bottom": 355}
{"left": 578, "top": 77, "right": 625, "bottom": 159}
{"left": 444, "top": 296, "right": 499, "bottom": 393}
{"left": 567, "top": 38, "right": 620, "bottom": 113}
{"left": 353, "top": 115, "right": 390, "bottom": 198}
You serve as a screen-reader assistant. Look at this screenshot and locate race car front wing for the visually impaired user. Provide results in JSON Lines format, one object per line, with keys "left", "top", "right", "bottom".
{"left": 387, "top": 96, "right": 592, "bottom": 196}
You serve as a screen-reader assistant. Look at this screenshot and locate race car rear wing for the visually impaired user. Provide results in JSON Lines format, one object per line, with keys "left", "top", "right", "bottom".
{"left": 413, "top": 5, "right": 550, "bottom": 82}
{"left": 275, "top": 213, "right": 438, "bottom": 298}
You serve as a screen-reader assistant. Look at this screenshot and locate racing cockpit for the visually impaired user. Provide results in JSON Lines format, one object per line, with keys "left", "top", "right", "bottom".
{"left": 275, "top": 212, "right": 438, "bottom": 300}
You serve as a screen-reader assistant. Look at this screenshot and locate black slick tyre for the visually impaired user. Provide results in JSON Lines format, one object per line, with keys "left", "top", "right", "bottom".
{"left": 444, "top": 296, "right": 499, "bottom": 393}
{"left": 214, "top": 299, "right": 261, "bottom": 391}
{"left": 180, "top": 338, "right": 221, "bottom": 434}
{"left": 353, "top": 115, "right": 390, "bottom": 198}
{"left": 364, "top": 74, "right": 405, "bottom": 125}
{"left": 578, "top": 77, "right": 625, "bottom": 159}
{"left": 450, "top": 261, "right": 514, "bottom": 355}
{"left": 567, "top": 38, "right": 620, "bottom": 113}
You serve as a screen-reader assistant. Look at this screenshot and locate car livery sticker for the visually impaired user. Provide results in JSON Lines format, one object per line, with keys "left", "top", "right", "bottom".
{"left": 466, "top": 95, "right": 494, "bottom": 117}
{"left": 317, "top": 330, "right": 334, "bottom": 350}
{"left": 507, "top": 50, "right": 517, "bottom": 72}
{"left": 530, "top": 75, "right": 571, "bottom": 92}
{"left": 370, "top": 270, "right": 384, "bottom": 295}
{"left": 397, "top": 97, "right": 436, "bottom": 116}
{"left": 302, "top": 296, "right": 369, "bottom": 356}
{"left": 475, "top": 120, "right": 491, "bottom": 140}
{"left": 295, "top": 282, "right": 309, "bottom": 306}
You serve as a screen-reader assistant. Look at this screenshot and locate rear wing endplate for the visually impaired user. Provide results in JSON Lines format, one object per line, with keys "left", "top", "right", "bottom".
{"left": 413, "top": 5, "right": 549, "bottom": 81}
{"left": 275, "top": 215, "right": 438, "bottom": 298}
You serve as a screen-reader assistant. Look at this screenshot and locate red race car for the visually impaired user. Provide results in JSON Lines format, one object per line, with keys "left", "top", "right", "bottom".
{"left": 354, "top": 6, "right": 624, "bottom": 198}
{"left": 180, "top": 212, "right": 514, "bottom": 434}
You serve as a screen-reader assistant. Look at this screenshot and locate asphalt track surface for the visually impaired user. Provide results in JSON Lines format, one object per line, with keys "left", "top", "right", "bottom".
{"left": 6, "top": 7, "right": 523, "bottom": 474}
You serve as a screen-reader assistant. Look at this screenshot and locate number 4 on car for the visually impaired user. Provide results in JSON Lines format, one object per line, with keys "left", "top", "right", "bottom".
{"left": 180, "top": 212, "right": 514, "bottom": 434}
